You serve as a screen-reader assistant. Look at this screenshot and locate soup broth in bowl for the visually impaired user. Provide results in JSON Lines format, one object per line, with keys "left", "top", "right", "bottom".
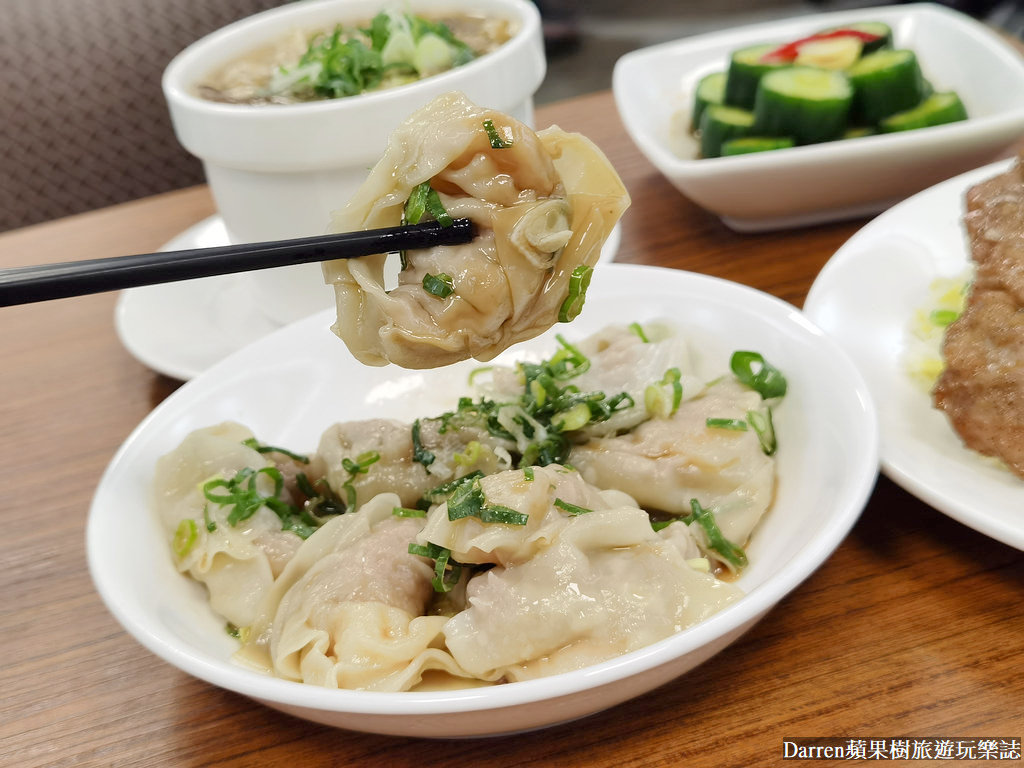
{"left": 198, "top": 11, "right": 514, "bottom": 105}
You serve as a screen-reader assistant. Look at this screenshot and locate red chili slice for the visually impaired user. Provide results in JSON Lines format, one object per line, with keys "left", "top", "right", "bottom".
{"left": 759, "top": 28, "right": 881, "bottom": 63}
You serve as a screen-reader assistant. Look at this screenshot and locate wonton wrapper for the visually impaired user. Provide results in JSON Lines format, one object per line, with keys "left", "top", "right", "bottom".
{"left": 443, "top": 504, "right": 742, "bottom": 682}
{"left": 570, "top": 378, "right": 776, "bottom": 567}
{"left": 235, "top": 493, "right": 472, "bottom": 691}
{"left": 153, "top": 423, "right": 303, "bottom": 627}
{"left": 323, "top": 91, "right": 630, "bottom": 369}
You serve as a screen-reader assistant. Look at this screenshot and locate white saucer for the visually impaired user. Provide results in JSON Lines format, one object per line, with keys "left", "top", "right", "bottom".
{"left": 115, "top": 217, "right": 623, "bottom": 380}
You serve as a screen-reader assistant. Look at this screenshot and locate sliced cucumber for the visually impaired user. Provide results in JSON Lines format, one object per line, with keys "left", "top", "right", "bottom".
{"left": 691, "top": 71, "right": 727, "bottom": 131}
{"left": 699, "top": 104, "right": 755, "bottom": 158}
{"left": 794, "top": 36, "right": 863, "bottom": 70}
{"left": 721, "top": 136, "right": 795, "bottom": 156}
{"left": 724, "top": 44, "right": 791, "bottom": 110}
{"left": 818, "top": 22, "right": 893, "bottom": 54}
{"left": 847, "top": 49, "right": 925, "bottom": 123}
{"left": 841, "top": 125, "right": 877, "bottom": 139}
{"left": 753, "top": 66, "right": 852, "bottom": 144}
{"left": 879, "top": 91, "right": 968, "bottom": 132}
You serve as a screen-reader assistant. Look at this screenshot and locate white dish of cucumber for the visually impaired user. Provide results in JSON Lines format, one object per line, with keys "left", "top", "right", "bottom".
{"left": 612, "top": 3, "right": 1024, "bottom": 231}
{"left": 803, "top": 158, "right": 1024, "bottom": 552}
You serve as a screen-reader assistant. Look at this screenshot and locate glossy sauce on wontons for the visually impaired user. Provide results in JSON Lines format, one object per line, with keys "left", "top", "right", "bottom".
{"left": 323, "top": 91, "right": 630, "bottom": 369}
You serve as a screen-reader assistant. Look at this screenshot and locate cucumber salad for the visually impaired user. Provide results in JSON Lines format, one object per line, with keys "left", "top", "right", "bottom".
{"left": 692, "top": 22, "right": 968, "bottom": 158}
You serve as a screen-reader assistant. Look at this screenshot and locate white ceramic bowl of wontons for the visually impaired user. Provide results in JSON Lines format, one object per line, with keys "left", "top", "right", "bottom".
{"left": 162, "top": 0, "right": 545, "bottom": 323}
{"left": 613, "top": 3, "right": 1024, "bottom": 231}
{"left": 88, "top": 264, "right": 878, "bottom": 738}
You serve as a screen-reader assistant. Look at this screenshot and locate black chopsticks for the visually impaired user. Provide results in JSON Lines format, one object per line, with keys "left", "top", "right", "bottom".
{"left": 0, "top": 218, "right": 476, "bottom": 306}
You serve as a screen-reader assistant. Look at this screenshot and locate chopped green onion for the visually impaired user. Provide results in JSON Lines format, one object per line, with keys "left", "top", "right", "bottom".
{"left": 431, "top": 547, "right": 461, "bottom": 592}
{"left": 523, "top": 467, "right": 535, "bottom": 481}
{"left": 644, "top": 367, "right": 683, "bottom": 418}
{"left": 446, "top": 476, "right": 485, "bottom": 521}
{"left": 172, "top": 519, "right": 198, "bottom": 558}
{"left": 467, "top": 366, "right": 493, "bottom": 386}
{"left": 706, "top": 417, "right": 748, "bottom": 431}
{"left": 443, "top": 475, "right": 528, "bottom": 525}
{"left": 408, "top": 542, "right": 463, "bottom": 592}
{"left": 430, "top": 549, "right": 458, "bottom": 588}
{"left": 241, "top": 438, "right": 309, "bottom": 463}
{"left": 203, "top": 466, "right": 310, "bottom": 533}
{"left": 203, "top": 504, "right": 217, "bottom": 532}
{"left": 422, "top": 272, "right": 455, "bottom": 298}
{"left": 202, "top": 467, "right": 279, "bottom": 526}
{"left": 664, "top": 368, "right": 682, "bottom": 414}
{"left": 747, "top": 408, "right": 778, "bottom": 456}
{"left": 294, "top": 471, "right": 317, "bottom": 494}
{"left": 411, "top": 419, "right": 436, "bottom": 467}
{"left": 342, "top": 451, "right": 380, "bottom": 476}
{"left": 225, "top": 623, "right": 249, "bottom": 641}
{"left": 404, "top": 181, "right": 430, "bottom": 225}
{"left": 552, "top": 402, "right": 591, "bottom": 431}
{"left": 424, "top": 330, "right": 631, "bottom": 473}
{"left": 930, "top": 309, "right": 960, "bottom": 327}
{"left": 482, "top": 119, "right": 513, "bottom": 149}
{"left": 393, "top": 506, "right": 427, "bottom": 518}
{"left": 295, "top": 472, "right": 347, "bottom": 520}
{"left": 650, "top": 518, "right": 675, "bottom": 532}
{"left": 453, "top": 440, "right": 482, "bottom": 467}
{"left": 340, "top": 450, "right": 381, "bottom": 509}
{"left": 408, "top": 542, "right": 440, "bottom": 558}
{"left": 687, "top": 498, "right": 748, "bottom": 569}
{"left": 520, "top": 436, "right": 568, "bottom": 469}
{"left": 269, "top": 12, "right": 474, "bottom": 102}
{"left": 478, "top": 504, "right": 529, "bottom": 526}
{"left": 529, "top": 378, "right": 548, "bottom": 408}
{"left": 548, "top": 335, "right": 591, "bottom": 378}
{"left": 629, "top": 322, "right": 650, "bottom": 343}
{"left": 290, "top": 30, "right": 383, "bottom": 99}
{"left": 554, "top": 498, "right": 592, "bottom": 516}
{"left": 730, "top": 351, "right": 787, "bottom": 399}
{"left": 558, "top": 265, "right": 593, "bottom": 323}
{"left": 424, "top": 470, "right": 483, "bottom": 501}
{"left": 425, "top": 188, "right": 454, "bottom": 227}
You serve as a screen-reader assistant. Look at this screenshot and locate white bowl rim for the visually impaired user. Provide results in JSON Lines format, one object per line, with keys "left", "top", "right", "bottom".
{"left": 87, "top": 264, "right": 880, "bottom": 719}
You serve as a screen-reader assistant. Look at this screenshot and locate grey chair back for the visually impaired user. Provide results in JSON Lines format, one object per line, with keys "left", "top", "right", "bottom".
{"left": 0, "top": 0, "right": 288, "bottom": 232}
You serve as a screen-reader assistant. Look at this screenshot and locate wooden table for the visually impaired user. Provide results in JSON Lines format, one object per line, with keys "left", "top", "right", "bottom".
{"left": 1, "top": 92, "right": 1021, "bottom": 767}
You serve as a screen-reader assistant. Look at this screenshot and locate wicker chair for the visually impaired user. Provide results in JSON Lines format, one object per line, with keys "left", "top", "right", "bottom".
{"left": 0, "top": 0, "right": 288, "bottom": 232}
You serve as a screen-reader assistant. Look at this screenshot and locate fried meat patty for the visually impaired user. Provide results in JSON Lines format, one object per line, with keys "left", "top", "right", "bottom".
{"left": 933, "top": 160, "right": 1024, "bottom": 478}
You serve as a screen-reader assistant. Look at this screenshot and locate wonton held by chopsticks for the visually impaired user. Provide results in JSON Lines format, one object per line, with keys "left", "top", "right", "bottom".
{"left": 323, "top": 91, "right": 630, "bottom": 369}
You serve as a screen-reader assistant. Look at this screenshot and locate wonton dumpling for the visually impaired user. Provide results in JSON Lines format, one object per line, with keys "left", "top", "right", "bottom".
{"left": 153, "top": 422, "right": 303, "bottom": 627}
{"left": 442, "top": 505, "right": 741, "bottom": 682}
{"left": 312, "top": 417, "right": 514, "bottom": 509}
{"left": 236, "top": 493, "right": 471, "bottom": 691}
{"left": 323, "top": 91, "right": 630, "bottom": 369}
{"left": 416, "top": 464, "right": 630, "bottom": 567}
{"left": 570, "top": 378, "right": 776, "bottom": 563}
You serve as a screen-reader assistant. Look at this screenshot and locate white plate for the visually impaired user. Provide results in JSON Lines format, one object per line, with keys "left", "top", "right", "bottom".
{"left": 613, "top": 3, "right": 1024, "bottom": 231}
{"left": 89, "top": 263, "right": 878, "bottom": 737}
{"left": 804, "top": 158, "right": 1024, "bottom": 551}
{"left": 114, "top": 217, "right": 623, "bottom": 380}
